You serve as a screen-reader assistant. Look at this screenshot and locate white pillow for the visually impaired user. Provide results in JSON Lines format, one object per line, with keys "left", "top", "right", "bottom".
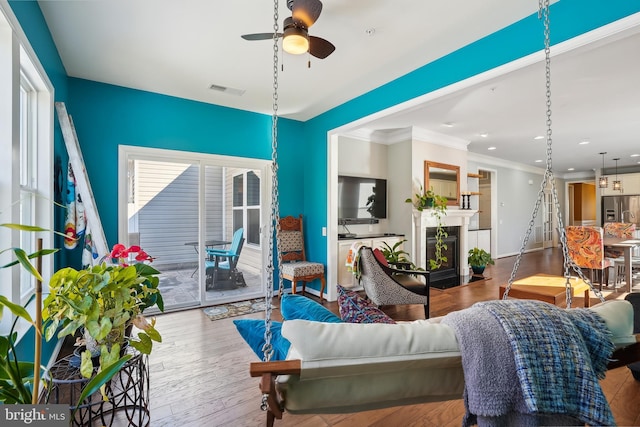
{"left": 282, "top": 319, "right": 460, "bottom": 360}
{"left": 589, "top": 299, "right": 637, "bottom": 347}
{"left": 282, "top": 319, "right": 462, "bottom": 379}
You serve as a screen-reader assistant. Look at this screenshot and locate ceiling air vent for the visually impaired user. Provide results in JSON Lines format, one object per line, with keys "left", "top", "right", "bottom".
{"left": 209, "top": 84, "right": 245, "bottom": 96}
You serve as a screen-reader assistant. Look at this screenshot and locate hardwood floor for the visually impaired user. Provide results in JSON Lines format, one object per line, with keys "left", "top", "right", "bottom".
{"left": 148, "top": 248, "right": 640, "bottom": 426}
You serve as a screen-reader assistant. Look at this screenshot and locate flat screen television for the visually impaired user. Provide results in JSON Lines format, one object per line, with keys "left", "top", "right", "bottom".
{"left": 338, "top": 175, "right": 387, "bottom": 222}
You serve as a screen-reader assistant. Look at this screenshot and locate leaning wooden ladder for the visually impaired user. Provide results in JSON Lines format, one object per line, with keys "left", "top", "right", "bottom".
{"left": 55, "top": 102, "right": 110, "bottom": 260}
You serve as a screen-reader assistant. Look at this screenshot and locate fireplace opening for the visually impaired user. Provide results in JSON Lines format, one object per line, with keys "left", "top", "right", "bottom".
{"left": 426, "top": 226, "right": 459, "bottom": 289}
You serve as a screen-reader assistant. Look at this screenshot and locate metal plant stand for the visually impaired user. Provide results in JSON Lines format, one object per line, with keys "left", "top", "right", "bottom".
{"left": 43, "top": 348, "right": 150, "bottom": 427}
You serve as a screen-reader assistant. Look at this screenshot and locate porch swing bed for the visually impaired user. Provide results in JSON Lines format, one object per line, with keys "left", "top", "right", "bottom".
{"left": 250, "top": 298, "right": 640, "bottom": 425}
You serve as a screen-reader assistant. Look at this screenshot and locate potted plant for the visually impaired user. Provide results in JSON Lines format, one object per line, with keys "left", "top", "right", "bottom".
{"left": 406, "top": 186, "right": 449, "bottom": 270}
{"left": 468, "top": 247, "right": 495, "bottom": 276}
{"left": 380, "top": 239, "right": 411, "bottom": 266}
{"left": 43, "top": 244, "right": 164, "bottom": 389}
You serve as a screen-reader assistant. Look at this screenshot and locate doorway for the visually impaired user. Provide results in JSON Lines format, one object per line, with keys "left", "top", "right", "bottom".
{"left": 118, "top": 146, "right": 270, "bottom": 312}
{"left": 567, "top": 182, "right": 597, "bottom": 227}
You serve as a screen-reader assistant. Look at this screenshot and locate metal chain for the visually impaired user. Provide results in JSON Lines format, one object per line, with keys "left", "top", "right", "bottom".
{"left": 502, "top": 0, "right": 606, "bottom": 306}
{"left": 260, "top": 0, "right": 281, "bottom": 413}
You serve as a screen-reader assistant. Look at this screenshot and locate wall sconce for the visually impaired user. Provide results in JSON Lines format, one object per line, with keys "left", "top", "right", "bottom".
{"left": 612, "top": 157, "right": 622, "bottom": 191}
{"left": 598, "top": 152, "right": 608, "bottom": 188}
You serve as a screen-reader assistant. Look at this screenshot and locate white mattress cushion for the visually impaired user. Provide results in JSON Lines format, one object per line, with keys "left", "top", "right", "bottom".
{"left": 279, "top": 320, "right": 465, "bottom": 413}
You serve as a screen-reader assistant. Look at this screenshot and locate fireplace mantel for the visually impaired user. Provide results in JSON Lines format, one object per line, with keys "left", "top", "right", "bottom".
{"left": 413, "top": 208, "right": 477, "bottom": 275}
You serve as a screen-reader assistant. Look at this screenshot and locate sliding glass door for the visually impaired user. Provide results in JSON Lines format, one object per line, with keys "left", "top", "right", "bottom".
{"left": 118, "top": 146, "right": 270, "bottom": 312}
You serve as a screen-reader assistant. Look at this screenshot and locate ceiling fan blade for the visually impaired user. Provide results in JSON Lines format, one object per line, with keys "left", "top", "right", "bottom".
{"left": 292, "top": 0, "right": 323, "bottom": 28}
{"left": 241, "top": 33, "right": 283, "bottom": 41}
{"left": 308, "top": 36, "right": 335, "bottom": 59}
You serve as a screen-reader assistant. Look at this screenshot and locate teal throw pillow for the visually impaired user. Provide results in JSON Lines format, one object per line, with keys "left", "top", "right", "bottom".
{"left": 281, "top": 293, "right": 343, "bottom": 323}
{"left": 233, "top": 319, "right": 291, "bottom": 361}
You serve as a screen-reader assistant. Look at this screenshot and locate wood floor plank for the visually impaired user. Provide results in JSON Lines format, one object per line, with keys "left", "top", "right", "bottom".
{"left": 147, "top": 247, "right": 640, "bottom": 426}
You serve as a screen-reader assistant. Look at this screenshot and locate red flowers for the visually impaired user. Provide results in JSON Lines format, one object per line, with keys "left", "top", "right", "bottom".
{"left": 110, "top": 244, "right": 154, "bottom": 266}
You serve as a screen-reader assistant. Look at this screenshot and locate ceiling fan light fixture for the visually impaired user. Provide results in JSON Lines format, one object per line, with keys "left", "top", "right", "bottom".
{"left": 283, "top": 27, "right": 309, "bottom": 54}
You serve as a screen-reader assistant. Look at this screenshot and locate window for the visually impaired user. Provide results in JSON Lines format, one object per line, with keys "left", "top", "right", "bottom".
{"left": 19, "top": 74, "right": 38, "bottom": 297}
{"left": 0, "top": 6, "right": 54, "bottom": 334}
{"left": 232, "top": 170, "right": 261, "bottom": 246}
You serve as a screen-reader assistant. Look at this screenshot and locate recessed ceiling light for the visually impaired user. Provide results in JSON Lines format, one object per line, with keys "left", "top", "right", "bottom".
{"left": 480, "top": 133, "right": 489, "bottom": 138}
{"left": 487, "top": 146, "right": 496, "bottom": 151}
{"left": 568, "top": 168, "right": 575, "bottom": 171}
{"left": 579, "top": 140, "right": 590, "bottom": 145}
{"left": 442, "top": 122, "right": 454, "bottom": 128}
{"left": 631, "top": 154, "right": 640, "bottom": 157}
{"left": 535, "top": 159, "right": 543, "bottom": 163}
{"left": 534, "top": 135, "right": 545, "bottom": 140}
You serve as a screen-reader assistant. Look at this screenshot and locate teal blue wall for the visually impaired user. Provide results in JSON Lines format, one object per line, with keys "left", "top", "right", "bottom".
{"left": 67, "top": 78, "right": 304, "bottom": 247}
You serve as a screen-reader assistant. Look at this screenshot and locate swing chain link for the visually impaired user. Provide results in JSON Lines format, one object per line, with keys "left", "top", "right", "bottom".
{"left": 260, "top": 0, "right": 283, "bottom": 413}
{"left": 503, "top": 0, "right": 606, "bottom": 306}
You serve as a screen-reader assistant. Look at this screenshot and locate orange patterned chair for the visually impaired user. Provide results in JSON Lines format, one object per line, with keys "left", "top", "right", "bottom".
{"left": 566, "top": 226, "right": 612, "bottom": 290}
{"left": 604, "top": 222, "right": 637, "bottom": 286}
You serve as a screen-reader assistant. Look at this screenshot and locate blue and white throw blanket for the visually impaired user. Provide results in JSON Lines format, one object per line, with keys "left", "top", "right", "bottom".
{"left": 442, "top": 300, "right": 615, "bottom": 426}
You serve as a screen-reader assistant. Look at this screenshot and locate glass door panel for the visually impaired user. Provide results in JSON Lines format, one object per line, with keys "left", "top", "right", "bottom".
{"left": 203, "top": 167, "right": 264, "bottom": 304}
{"left": 128, "top": 159, "right": 201, "bottom": 311}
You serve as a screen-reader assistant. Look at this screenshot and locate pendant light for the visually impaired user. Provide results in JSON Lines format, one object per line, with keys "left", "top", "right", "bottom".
{"left": 598, "top": 152, "right": 608, "bottom": 188}
{"left": 613, "top": 158, "right": 622, "bottom": 191}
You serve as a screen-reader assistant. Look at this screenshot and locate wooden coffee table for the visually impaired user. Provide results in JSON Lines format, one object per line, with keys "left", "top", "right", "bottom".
{"left": 498, "top": 274, "right": 592, "bottom": 307}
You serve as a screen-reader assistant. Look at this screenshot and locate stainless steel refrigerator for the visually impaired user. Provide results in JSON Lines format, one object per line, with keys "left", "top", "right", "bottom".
{"left": 602, "top": 195, "right": 640, "bottom": 226}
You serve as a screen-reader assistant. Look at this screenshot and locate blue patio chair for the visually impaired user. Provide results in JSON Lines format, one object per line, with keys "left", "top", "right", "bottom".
{"left": 205, "top": 228, "right": 245, "bottom": 290}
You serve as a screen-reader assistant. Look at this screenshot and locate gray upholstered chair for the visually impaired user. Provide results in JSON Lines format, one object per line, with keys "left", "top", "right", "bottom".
{"left": 358, "top": 246, "right": 430, "bottom": 318}
{"left": 278, "top": 215, "right": 326, "bottom": 302}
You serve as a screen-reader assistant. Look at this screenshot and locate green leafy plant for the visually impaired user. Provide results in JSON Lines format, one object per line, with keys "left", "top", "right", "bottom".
{"left": 379, "top": 239, "right": 423, "bottom": 272}
{"left": 0, "top": 224, "right": 58, "bottom": 404}
{"left": 405, "top": 186, "right": 444, "bottom": 211}
{"left": 43, "top": 244, "right": 163, "bottom": 394}
{"left": 380, "top": 239, "right": 411, "bottom": 265}
{"left": 406, "top": 186, "right": 449, "bottom": 270}
{"left": 0, "top": 295, "right": 39, "bottom": 404}
{"left": 467, "top": 247, "right": 495, "bottom": 267}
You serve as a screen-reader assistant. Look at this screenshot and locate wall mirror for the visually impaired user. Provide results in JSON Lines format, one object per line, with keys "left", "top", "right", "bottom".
{"left": 424, "top": 161, "right": 460, "bottom": 206}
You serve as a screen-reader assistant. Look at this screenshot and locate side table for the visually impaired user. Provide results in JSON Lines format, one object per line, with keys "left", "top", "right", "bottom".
{"left": 43, "top": 348, "right": 150, "bottom": 427}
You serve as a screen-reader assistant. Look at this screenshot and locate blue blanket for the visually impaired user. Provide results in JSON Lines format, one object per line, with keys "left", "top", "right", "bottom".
{"left": 443, "top": 300, "right": 615, "bottom": 426}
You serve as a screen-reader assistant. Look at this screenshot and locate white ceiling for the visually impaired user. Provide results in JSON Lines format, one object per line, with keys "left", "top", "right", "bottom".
{"left": 37, "top": 1, "right": 640, "bottom": 176}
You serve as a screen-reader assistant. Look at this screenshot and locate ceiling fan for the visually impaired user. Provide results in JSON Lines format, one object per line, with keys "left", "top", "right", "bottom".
{"left": 241, "top": 0, "right": 335, "bottom": 59}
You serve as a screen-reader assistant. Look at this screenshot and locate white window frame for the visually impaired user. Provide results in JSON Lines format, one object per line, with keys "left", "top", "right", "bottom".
{"left": 0, "top": 4, "right": 54, "bottom": 336}
{"left": 232, "top": 170, "right": 262, "bottom": 248}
